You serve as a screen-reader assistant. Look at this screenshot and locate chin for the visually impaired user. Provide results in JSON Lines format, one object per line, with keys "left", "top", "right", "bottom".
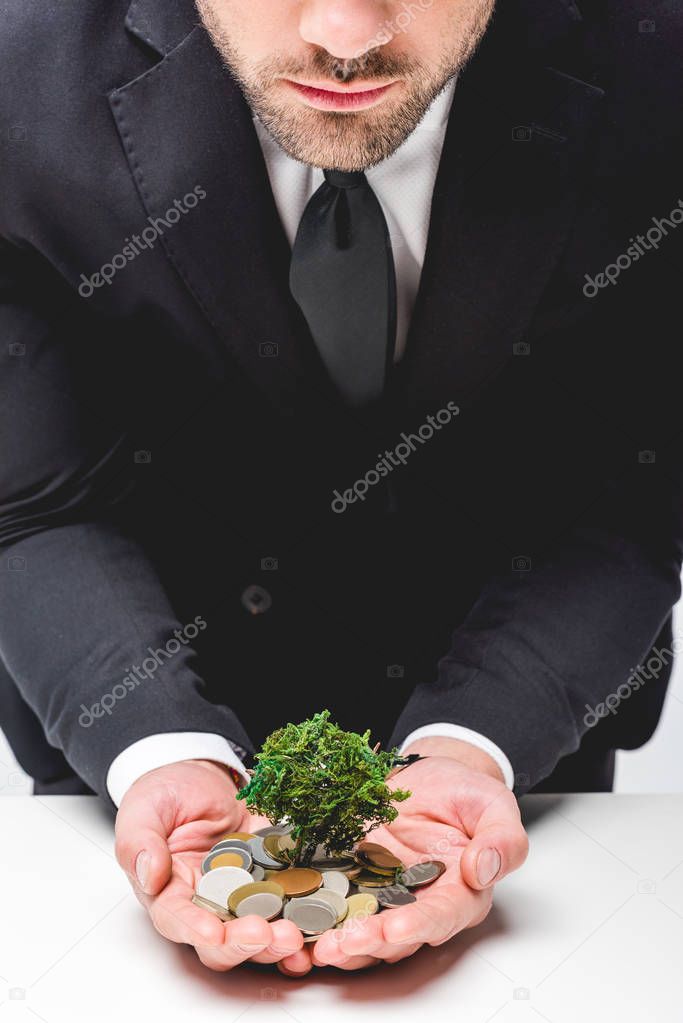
{"left": 277, "top": 115, "right": 397, "bottom": 171}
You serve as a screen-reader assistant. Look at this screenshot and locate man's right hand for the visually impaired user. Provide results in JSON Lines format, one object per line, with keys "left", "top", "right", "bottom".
{"left": 114, "top": 759, "right": 308, "bottom": 972}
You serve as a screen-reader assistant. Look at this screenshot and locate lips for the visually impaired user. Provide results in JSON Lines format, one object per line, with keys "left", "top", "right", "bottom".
{"left": 284, "top": 79, "right": 397, "bottom": 110}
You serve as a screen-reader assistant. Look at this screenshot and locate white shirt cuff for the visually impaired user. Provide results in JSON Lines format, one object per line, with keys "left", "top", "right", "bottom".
{"left": 398, "top": 723, "right": 515, "bottom": 789}
{"left": 106, "top": 732, "right": 251, "bottom": 808}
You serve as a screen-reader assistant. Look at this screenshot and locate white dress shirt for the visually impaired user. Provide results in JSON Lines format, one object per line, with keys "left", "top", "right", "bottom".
{"left": 254, "top": 76, "right": 457, "bottom": 362}
{"left": 105, "top": 77, "right": 514, "bottom": 807}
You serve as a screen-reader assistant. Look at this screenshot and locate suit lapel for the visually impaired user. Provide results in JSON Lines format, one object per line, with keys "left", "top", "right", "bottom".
{"left": 110, "top": 3, "right": 321, "bottom": 416}
{"left": 395, "top": 3, "right": 604, "bottom": 414}
{"left": 111, "top": 1, "right": 602, "bottom": 420}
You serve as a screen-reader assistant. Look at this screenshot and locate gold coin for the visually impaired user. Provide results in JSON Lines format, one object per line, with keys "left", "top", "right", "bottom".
{"left": 263, "top": 834, "right": 291, "bottom": 863}
{"left": 209, "top": 852, "right": 246, "bottom": 869}
{"left": 345, "top": 893, "right": 379, "bottom": 918}
{"left": 228, "top": 880, "right": 285, "bottom": 915}
{"left": 275, "top": 868, "right": 323, "bottom": 897}
{"left": 217, "top": 831, "right": 256, "bottom": 842}
{"left": 355, "top": 853, "right": 399, "bottom": 877}
{"left": 309, "top": 850, "right": 357, "bottom": 870}
{"left": 356, "top": 842, "right": 403, "bottom": 870}
{"left": 342, "top": 865, "right": 363, "bottom": 880}
{"left": 276, "top": 833, "right": 298, "bottom": 854}
{"left": 351, "top": 870, "right": 397, "bottom": 888}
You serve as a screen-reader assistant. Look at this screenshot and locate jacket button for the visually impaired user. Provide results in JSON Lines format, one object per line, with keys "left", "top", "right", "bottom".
{"left": 241, "top": 584, "right": 272, "bottom": 615}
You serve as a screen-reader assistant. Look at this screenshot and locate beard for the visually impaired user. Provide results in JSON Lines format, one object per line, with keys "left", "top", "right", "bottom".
{"left": 195, "top": 0, "right": 495, "bottom": 171}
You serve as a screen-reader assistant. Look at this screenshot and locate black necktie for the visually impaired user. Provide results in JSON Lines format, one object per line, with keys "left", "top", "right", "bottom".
{"left": 289, "top": 169, "right": 397, "bottom": 407}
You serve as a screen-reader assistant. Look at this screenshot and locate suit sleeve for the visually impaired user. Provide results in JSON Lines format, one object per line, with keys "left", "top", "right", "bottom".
{"left": 388, "top": 492, "right": 683, "bottom": 792}
{"left": 389, "top": 201, "right": 683, "bottom": 794}
{"left": 0, "top": 238, "right": 253, "bottom": 805}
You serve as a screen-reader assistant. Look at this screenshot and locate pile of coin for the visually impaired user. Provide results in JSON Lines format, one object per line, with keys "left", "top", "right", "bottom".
{"left": 192, "top": 826, "right": 446, "bottom": 941}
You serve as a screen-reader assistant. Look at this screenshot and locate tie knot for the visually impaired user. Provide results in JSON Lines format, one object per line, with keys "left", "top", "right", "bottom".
{"left": 324, "top": 169, "right": 367, "bottom": 189}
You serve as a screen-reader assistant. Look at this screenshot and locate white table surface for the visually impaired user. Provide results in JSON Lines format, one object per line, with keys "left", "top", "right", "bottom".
{"left": 1, "top": 794, "right": 681, "bottom": 1023}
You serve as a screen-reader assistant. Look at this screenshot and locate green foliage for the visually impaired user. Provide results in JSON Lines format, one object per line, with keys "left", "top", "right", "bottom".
{"left": 236, "top": 710, "right": 410, "bottom": 866}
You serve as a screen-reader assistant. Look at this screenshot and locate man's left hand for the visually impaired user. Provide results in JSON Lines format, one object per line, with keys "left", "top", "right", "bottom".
{"left": 277, "top": 737, "right": 528, "bottom": 974}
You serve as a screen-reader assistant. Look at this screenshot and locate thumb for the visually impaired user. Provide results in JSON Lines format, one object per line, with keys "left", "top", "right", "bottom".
{"left": 460, "top": 797, "right": 529, "bottom": 891}
{"left": 115, "top": 787, "right": 173, "bottom": 897}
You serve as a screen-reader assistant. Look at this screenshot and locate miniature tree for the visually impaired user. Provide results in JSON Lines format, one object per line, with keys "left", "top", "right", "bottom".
{"left": 236, "top": 710, "right": 411, "bottom": 866}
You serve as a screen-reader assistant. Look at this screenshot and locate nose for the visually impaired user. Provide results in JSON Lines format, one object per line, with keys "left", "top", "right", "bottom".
{"left": 298, "top": 0, "right": 395, "bottom": 60}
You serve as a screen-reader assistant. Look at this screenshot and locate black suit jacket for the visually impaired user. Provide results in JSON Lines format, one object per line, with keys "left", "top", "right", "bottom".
{"left": 1, "top": 0, "right": 682, "bottom": 805}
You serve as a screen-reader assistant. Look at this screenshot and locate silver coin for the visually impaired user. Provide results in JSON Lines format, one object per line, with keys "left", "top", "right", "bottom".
{"left": 310, "top": 857, "right": 357, "bottom": 872}
{"left": 284, "top": 898, "right": 338, "bottom": 935}
{"left": 254, "top": 824, "right": 292, "bottom": 837}
{"left": 191, "top": 893, "right": 235, "bottom": 921}
{"left": 398, "top": 861, "right": 446, "bottom": 888}
{"left": 250, "top": 863, "right": 266, "bottom": 882}
{"left": 235, "top": 892, "right": 283, "bottom": 921}
{"left": 209, "top": 839, "right": 253, "bottom": 855}
{"left": 310, "top": 848, "right": 357, "bottom": 870}
{"left": 248, "top": 836, "right": 287, "bottom": 870}
{"left": 197, "top": 866, "right": 254, "bottom": 905}
{"left": 209, "top": 841, "right": 245, "bottom": 854}
{"left": 202, "top": 847, "right": 253, "bottom": 873}
{"left": 298, "top": 889, "right": 348, "bottom": 923}
{"left": 321, "top": 870, "right": 350, "bottom": 898}
{"left": 370, "top": 884, "right": 417, "bottom": 908}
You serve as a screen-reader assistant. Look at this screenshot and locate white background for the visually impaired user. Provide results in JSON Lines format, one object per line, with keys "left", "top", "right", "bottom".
{"left": 2, "top": 791, "right": 682, "bottom": 1022}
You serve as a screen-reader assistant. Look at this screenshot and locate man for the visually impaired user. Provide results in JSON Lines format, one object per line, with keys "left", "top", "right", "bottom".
{"left": 1, "top": 0, "right": 681, "bottom": 975}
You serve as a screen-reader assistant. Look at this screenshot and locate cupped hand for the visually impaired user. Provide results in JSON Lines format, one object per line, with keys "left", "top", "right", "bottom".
{"left": 287, "top": 744, "right": 528, "bottom": 974}
{"left": 115, "top": 759, "right": 306, "bottom": 971}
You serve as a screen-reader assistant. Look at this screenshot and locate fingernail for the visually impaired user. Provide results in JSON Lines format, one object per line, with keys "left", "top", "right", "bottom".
{"left": 476, "top": 847, "right": 501, "bottom": 886}
{"left": 135, "top": 850, "right": 150, "bottom": 891}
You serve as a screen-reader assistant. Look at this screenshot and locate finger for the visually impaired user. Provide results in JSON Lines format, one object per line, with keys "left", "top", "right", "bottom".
{"left": 194, "top": 916, "right": 275, "bottom": 971}
{"left": 313, "top": 915, "right": 385, "bottom": 964}
{"left": 277, "top": 948, "right": 315, "bottom": 976}
{"left": 147, "top": 870, "right": 294, "bottom": 965}
{"left": 460, "top": 792, "right": 529, "bottom": 890}
{"left": 313, "top": 954, "right": 379, "bottom": 971}
{"left": 278, "top": 948, "right": 314, "bottom": 976}
{"left": 248, "top": 919, "right": 304, "bottom": 964}
{"left": 467, "top": 889, "right": 494, "bottom": 928}
{"left": 314, "top": 912, "right": 421, "bottom": 965}
{"left": 115, "top": 791, "right": 173, "bottom": 896}
{"left": 310, "top": 942, "right": 378, "bottom": 970}
{"left": 384, "top": 943, "right": 423, "bottom": 964}
{"left": 337, "top": 925, "right": 424, "bottom": 964}
{"left": 369, "top": 885, "right": 492, "bottom": 962}
{"left": 195, "top": 945, "right": 241, "bottom": 972}
{"left": 147, "top": 879, "right": 227, "bottom": 947}
{"left": 381, "top": 883, "right": 484, "bottom": 948}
